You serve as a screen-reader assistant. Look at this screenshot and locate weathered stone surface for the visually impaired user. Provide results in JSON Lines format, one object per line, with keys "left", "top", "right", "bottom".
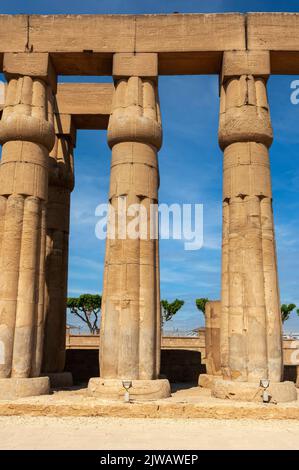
{"left": 2, "top": 14, "right": 299, "bottom": 74}
{"left": 113, "top": 53, "right": 158, "bottom": 78}
{"left": 3, "top": 52, "right": 57, "bottom": 92}
{"left": 219, "top": 52, "right": 283, "bottom": 385}
{"left": 42, "top": 120, "right": 75, "bottom": 375}
{"left": 99, "top": 57, "right": 164, "bottom": 385}
{"left": 88, "top": 378, "right": 171, "bottom": 400}
{"left": 0, "top": 14, "right": 246, "bottom": 75}
{"left": 0, "top": 12, "right": 298, "bottom": 409}
{"left": 55, "top": 83, "right": 113, "bottom": 130}
{"left": 28, "top": 15, "right": 136, "bottom": 53}
{"left": 204, "top": 301, "right": 221, "bottom": 377}
{"left": 212, "top": 379, "right": 297, "bottom": 403}
{"left": 0, "top": 15, "right": 28, "bottom": 52}
{"left": 221, "top": 51, "right": 270, "bottom": 82}
{"left": 27, "top": 14, "right": 245, "bottom": 54}
{"left": 247, "top": 13, "right": 299, "bottom": 51}
{"left": 0, "top": 386, "right": 298, "bottom": 419}
{"left": 135, "top": 13, "right": 245, "bottom": 52}
{"left": 0, "top": 56, "right": 56, "bottom": 385}
{"left": 0, "top": 377, "right": 50, "bottom": 400}
{"left": 198, "top": 374, "right": 217, "bottom": 389}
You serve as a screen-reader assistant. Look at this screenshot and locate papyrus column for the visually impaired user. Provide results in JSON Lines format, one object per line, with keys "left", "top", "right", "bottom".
{"left": 0, "top": 53, "right": 56, "bottom": 379}
{"left": 42, "top": 115, "right": 75, "bottom": 374}
{"left": 219, "top": 51, "right": 283, "bottom": 383}
{"left": 100, "top": 53, "right": 162, "bottom": 381}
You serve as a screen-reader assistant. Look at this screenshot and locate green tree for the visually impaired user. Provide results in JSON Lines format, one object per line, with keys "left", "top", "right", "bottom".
{"left": 67, "top": 294, "right": 102, "bottom": 334}
{"left": 195, "top": 298, "right": 209, "bottom": 316}
{"left": 281, "top": 303, "right": 296, "bottom": 323}
{"left": 160, "top": 299, "right": 184, "bottom": 326}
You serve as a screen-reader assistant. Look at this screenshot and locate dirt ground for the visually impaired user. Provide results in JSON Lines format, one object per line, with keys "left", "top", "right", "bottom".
{"left": 0, "top": 416, "right": 298, "bottom": 450}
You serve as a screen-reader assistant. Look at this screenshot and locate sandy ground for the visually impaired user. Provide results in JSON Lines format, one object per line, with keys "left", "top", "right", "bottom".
{"left": 0, "top": 416, "right": 298, "bottom": 450}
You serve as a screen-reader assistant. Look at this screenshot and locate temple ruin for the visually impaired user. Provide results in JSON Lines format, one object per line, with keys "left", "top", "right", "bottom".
{"left": 0, "top": 12, "right": 298, "bottom": 403}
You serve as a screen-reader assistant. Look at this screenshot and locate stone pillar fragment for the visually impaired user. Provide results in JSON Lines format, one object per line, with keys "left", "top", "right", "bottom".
{"left": 88, "top": 53, "right": 170, "bottom": 400}
{"left": 199, "top": 301, "right": 222, "bottom": 389}
{"left": 42, "top": 114, "right": 75, "bottom": 388}
{"left": 213, "top": 51, "right": 297, "bottom": 402}
{"left": 0, "top": 53, "right": 56, "bottom": 399}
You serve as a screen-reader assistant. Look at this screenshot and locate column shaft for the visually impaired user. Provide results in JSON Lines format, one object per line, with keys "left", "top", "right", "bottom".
{"left": 0, "top": 55, "right": 56, "bottom": 379}
{"left": 219, "top": 52, "right": 282, "bottom": 382}
{"left": 100, "top": 72, "right": 162, "bottom": 380}
{"left": 42, "top": 131, "right": 74, "bottom": 373}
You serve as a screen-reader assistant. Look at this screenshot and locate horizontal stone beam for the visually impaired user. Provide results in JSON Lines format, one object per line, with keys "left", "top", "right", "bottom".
{"left": 247, "top": 13, "right": 299, "bottom": 74}
{"left": 0, "top": 82, "right": 113, "bottom": 130}
{"left": 248, "top": 13, "right": 299, "bottom": 51}
{"left": 55, "top": 83, "right": 113, "bottom": 130}
{"left": 0, "top": 14, "right": 245, "bottom": 75}
{"left": 2, "top": 14, "right": 299, "bottom": 74}
{"left": 28, "top": 14, "right": 246, "bottom": 53}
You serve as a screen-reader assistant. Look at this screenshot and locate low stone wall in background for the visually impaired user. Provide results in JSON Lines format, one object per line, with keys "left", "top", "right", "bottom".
{"left": 65, "top": 349, "right": 206, "bottom": 384}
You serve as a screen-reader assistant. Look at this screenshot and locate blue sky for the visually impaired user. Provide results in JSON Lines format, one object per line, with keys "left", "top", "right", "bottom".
{"left": 1, "top": 1, "right": 299, "bottom": 332}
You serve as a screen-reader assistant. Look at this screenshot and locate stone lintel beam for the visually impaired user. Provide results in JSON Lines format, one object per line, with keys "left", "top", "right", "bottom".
{"left": 0, "top": 83, "right": 114, "bottom": 131}
{"left": 0, "top": 14, "right": 245, "bottom": 75}
{"left": 247, "top": 13, "right": 299, "bottom": 74}
{"left": 55, "top": 83, "right": 113, "bottom": 130}
{"left": 28, "top": 14, "right": 245, "bottom": 54}
{"left": 3, "top": 14, "right": 299, "bottom": 74}
{"left": 247, "top": 13, "right": 299, "bottom": 51}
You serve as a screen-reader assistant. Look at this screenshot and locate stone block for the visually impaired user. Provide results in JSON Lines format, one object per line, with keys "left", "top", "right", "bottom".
{"left": 113, "top": 53, "right": 158, "bottom": 78}
{"left": 87, "top": 378, "right": 171, "bottom": 400}
{"left": 222, "top": 51, "right": 270, "bottom": 82}
{"left": 3, "top": 52, "right": 57, "bottom": 92}
{"left": 0, "top": 377, "right": 50, "bottom": 400}
{"left": 212, "top": 379, "right": 297, "bottom": 403}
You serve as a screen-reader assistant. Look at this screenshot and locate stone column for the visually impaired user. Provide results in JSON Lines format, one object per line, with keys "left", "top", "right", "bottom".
{"left": 0, "top": 53, "right": 56, "bottom": 399}
{"left": 42, "top": 114, "right": 75, "bottom": 388}
{"left": 198, "top": 300, "right": 222, "bottom": 389}
{"left": 88, "top": 53, "right": 170, "bottom": 400}
{"left": 213, "top": 51, "right": 297, "bottom": 402}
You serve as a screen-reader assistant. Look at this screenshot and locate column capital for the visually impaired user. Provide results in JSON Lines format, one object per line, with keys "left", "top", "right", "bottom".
{"left": 112, "top": 53, "right": 158, "bottom": 79}
{"left": 107, "top": 77, "right": 162, "bottom": 149}
{"left": 221, "top": 51, "right": 270, "bottom": 84}
{"left": 3, "top": 52, "right": 57, "bottom": 93}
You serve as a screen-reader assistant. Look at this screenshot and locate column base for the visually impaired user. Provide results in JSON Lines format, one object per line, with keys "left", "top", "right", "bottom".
{"left": 0, "top": 377, "right": 50, "bottom": 400}
{"left": 198, "top": 373, "right": 221, "bottom": 389}
{"left": 87, "top": 378, "right": 171, "bottom": 401}
{"left": 42, "top": 372, "right": 73, "bottom": 389}
{"left": 212, "top": 378, "right": 298, "bottom": 403}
